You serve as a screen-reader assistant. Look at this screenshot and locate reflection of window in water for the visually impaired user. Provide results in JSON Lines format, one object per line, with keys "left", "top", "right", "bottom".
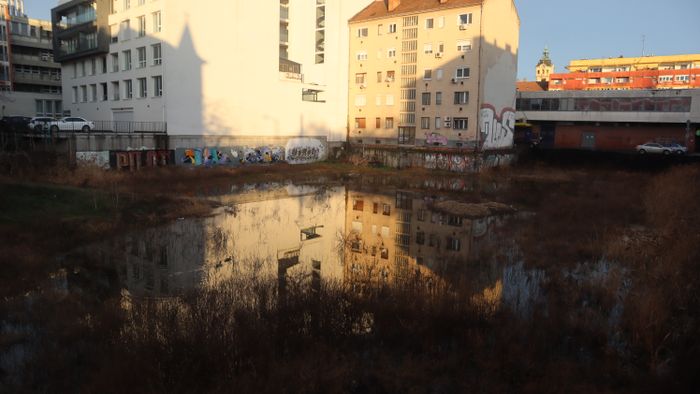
{"left": 381, "top": 268, "right": 389, "bottom": 281}
{"left": 382, "top": 203, "right": 391, "bottom": 216}
{"left": 395, "top": 192, "right": 412, "bottom": 209}
{"left": 371, "top": 246, "right": 377, "bottom": 256}
{"left": 353, "top": 199, "right": 364, "bottom": 211}
{"left": 417, "top": 256, "right": 424, "bottom": 265}
{"left": 417, "top": 209, "right": 426, "bottom": 222}
{"left": 396, "top": 234, "right": 410, "bottom": 247}
{"left": 448, "top": 215, "right": 463, "bottom": 227}
{"left": 373, "top": 202, "right": 379, "bottom": 214}
{"left": 371, "top": 225, "right": 377, "bottom": 235}
{"left": 381, "top": 226, "right": 390, "bottom": 238}
{"left": 431, "top": 212, "right": 443, "bottom": 224}
{"left": 416, "top": 231, "right": 425, "bottom": 245}
{"left": 447, "top": 237, "right": 461, "bottom": 251}
{"left": 428, "top": 234, "right": 440, "bottom": 250}
{"left": 351, "top": 240, "right": 361, "bottom": 252}
{"left": 380, "top": 248, "right": 389, "bottom": 259}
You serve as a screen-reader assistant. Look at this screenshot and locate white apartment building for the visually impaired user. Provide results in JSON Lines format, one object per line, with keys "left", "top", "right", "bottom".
{"left": 53, "top": 0, "right": 371, "bottom": 144}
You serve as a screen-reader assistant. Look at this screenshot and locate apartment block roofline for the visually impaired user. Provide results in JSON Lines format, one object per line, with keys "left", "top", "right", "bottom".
{"left": 349, "top": 0, "right": 484, "bottom": 23}
{"left": 566, "top": 53, "right": 700, "bottom": 70}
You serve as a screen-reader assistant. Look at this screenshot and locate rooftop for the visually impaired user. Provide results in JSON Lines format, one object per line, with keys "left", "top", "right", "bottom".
{"left": 350, "top": 0, "right": 483, "bottom": 23}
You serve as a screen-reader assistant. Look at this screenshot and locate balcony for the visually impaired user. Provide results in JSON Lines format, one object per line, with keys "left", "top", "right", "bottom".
{"left": 279, "top": 58, "right": 302, "bottom": 81}
{"left": 13, "top": 72, "right": 62, "bottom": 87}
{"left": 11, "top": 54, "right": 59, "bottom": 68}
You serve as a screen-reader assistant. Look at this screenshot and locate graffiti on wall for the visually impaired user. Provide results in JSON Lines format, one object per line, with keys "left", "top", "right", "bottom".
{"left": 76, "top": 151, "right": 110, "bottom": 169}
{"left": 109, "top": 150, "right": 174, "bottom": 171}
{"left": 425, "top": 132, "right": 448, "bottom": 146}
{"left": 480, "top": 104, "right": 515, "bottom": 150}
{"left": 285, "top": 138, "right": 326, "bottom": 165}
{"left": 177, "top": 146, "right": 288, "bottom": 166}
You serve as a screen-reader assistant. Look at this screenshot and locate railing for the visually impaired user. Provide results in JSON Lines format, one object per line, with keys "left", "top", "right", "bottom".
{"left": 30, "top": 121, "right": 168, "bottom": 134}
{"left": 279, "top": 58, "right": 301, "bottom": 74}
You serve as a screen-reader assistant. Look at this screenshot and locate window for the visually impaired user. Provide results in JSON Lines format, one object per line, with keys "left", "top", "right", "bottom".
{"left": 101, "top": 56, "right": 107, "bottom": 73}
{"left": 72, "top": 86, "right": 78, "bottom": 103}
{"left": 385, "top": 117, "right": 394, "bottom": 129}
{"left": 423, "top": 69, "right": 432, "bottom": 80}
{"left": 659, "top": 75, "right": 673, "bottom": 82}
{"left": 380, "top": 248, "right": 389, "bottom": 260}
{"left": 352, "top": 199, "right": 364, "bottom": 211}
{"left": 376, "top": 95, "right": 382, "bottom": 106}
{"left": 423, "top": 43, "right": 432, "bottom": 54}
{"left": 90, "top": 84, "right": 97, "bottom": 102}
{"left": 110, "top": 24, "right": 118, "bottom": 43}
{"left": 112, "top": 81, "right": 120, "bottom": 100}
{"left": 138, "top": 77, "right": 147, "bottom": 98}
{"left": 80, "top": 85, "right": 87, "bottom": 102}
{"left": 435, "top": 117, "right": 442, "bottom": 129}
{"left": 122, "top": 50, "right": 132, "bottom": 70}
{"left": 386, "top": 94, "right": 394, "bottom": 106}
{"left": 386, "top": 70, "right": 395, "bottom": 81}
{"left": 456, "top": 67, "right": 470, "bottom": 79}
{"left": 382, "top": 204, "right": 391, "bottom": 216}
{"left": 123, "top": 0, "right": 130, "bottom": 10}
{"left": 80, "top": 61, "right": 86, "bottom": 77}
{"left": 377, "top": 24, "right": 383, "bottom": 35}
{"left": 153, "top": 76, "right": 162, "bottom": 96}
{"left": 438, "top": 16, "right": 445, "bottom": 28}
{"left": 355, "top": 73, "right": 366, "bottom": 85}
{"left": 435, "top": 91, "right": 442, "bottom": 105}
{"left": 137, "top": 47, "right": 146, "bottom": 68}
{"left": 124, "top": 79, "right": 133, "bottom": 99}
{"left": 421, "top": 117, "right": 430, "bottom": 129}
{"left": 152, "top": 11, "right": 161, "bottom": 33}
{"left": 421, "top": 92, "right": 431, "bottom": 105}
{"left": 354, "top": 117, "right": 366, "bottom": 128}
{"left": 425, "top": 18, "right": 433, "bottom": 29}
{"left": 152, "top": 44, "right": 162, "bottom": 65}
{"left": 356, "top": 51, "right": 368, "bottom": 61}
{"left": 388, "top": 23, "right": 397, "bottom": 33}
{"left": 376, "top": 71, "right": 382, "bottom": 83}
{"left": 357, "top": 27, "right": 368, "bottom": 37}
{"left": 453, "top": 117, "right": 468, "bottom": 130}
{"left": 387, "top": 48, "right": 396, "bottom": 58}
{"left": 454, "top": 91, "right": 469, "bottom": 104}
{"left": 457, "top": 40, "right": 472, "bottom": 51}
{"left": 137, "top": 15, "right": 146, "bottom": 37}
{"left": 375, "top": 117, "right": 381, "bottom": 129}
{"left": 100, "top": 82, "right": 108, "bottom": 101}
{"left": 90, "top": 58, "right": 96, "bottom": 75}
{"left": 459, "top": 13, "right": 473, "bottom": 26}
{"left": 120, "top": 19, "right": 130, "bottom": 41}
{"left": 676, "top": 75, "right": 689, "bottom": 82}
{"left": 436, "top": 69, "right": 443, "bottom": 80}
{"left": 354, "top": 95, "right": 366, "bottom": 107}
{"left": 111, "top": 53, "right": 119, "bottom": 72}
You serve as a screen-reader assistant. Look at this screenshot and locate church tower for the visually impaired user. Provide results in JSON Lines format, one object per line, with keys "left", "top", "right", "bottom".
{"left": 536, "top": 47, "right": 554, "bottom": 82}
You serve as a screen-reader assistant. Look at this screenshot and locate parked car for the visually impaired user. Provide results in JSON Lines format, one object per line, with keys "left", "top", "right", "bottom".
{"left": 636, "top": 142, "right": 672, "bottom": 155}
{"left": 0, "top": 116, "right": 31, "bottom": 132}
{"left": 48, "top": 117, "right": 95, "bottom": 133}
{"left": 28, "top": 117, "right": 56, "bottom": 133}
{"left": 663, "top": 143, "right": 687, "bottom": 155}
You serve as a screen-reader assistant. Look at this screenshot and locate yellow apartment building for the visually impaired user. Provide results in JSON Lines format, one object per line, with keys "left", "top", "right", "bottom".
{"left": 348, "top": 0, "right": 519, "bottom": 150}
{"left": 566, "top": 54, "right": 700, "bottom": 73}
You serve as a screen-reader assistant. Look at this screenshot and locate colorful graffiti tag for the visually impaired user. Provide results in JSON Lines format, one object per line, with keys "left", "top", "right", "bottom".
{"left": 425, "top": 132, "right": 448, "bottom": 146}
{"left": 480, "top": 104, "right": 515, "bottom": 150}
{"left": 109, "top": 150, "right": 174, "bottom": 171}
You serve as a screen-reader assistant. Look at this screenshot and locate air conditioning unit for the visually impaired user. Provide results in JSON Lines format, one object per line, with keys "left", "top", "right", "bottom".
{"left": 444, "top": 117, "right": 451, "bottom": 121}
{"left": 459, "top": 24, "right": 467, "bottom": 30}
{"left": 359, "top": 83, "right": 366, "bottom": 89}
{"left": 451, "top": 78, "right": 457, "bottom": 84}
{"left": 435, "top": 52, "right": 443, "bottom": 58}
{"left": 385, "top": 77, "right": 394, "bottom": 82}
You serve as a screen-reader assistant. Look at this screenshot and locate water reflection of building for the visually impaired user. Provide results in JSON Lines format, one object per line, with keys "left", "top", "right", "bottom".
{"left": 344, "top": 188, "right": 509, "bottom": 288}
{"left": 111, "top": 185, "right": 346, "bottom": 298}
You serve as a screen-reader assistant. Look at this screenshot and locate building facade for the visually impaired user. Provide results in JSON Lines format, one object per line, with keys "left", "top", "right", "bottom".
{"left": 549, "top": 54, "right": 700, "bottom": 91}
{"left": 347, "top": 0, "right": 519, "bottom": 150}
{"left": 516, "top": 89, "right": 700, "bottom": 153}
{"left": 53, "top": 0, "right": 370, "bottom": 146}
{"left": 0, "top": 0, "right": 63, "bottom": 118}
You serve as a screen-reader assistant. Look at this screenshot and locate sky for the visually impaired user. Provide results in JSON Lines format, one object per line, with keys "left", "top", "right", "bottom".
{"left": 27, "top": 0, "right": 700, "bottom": 80}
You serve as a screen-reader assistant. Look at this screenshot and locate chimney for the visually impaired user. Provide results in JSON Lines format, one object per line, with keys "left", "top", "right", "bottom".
{"left": 388, "top": 0, "right": 401, "bottom": 12}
